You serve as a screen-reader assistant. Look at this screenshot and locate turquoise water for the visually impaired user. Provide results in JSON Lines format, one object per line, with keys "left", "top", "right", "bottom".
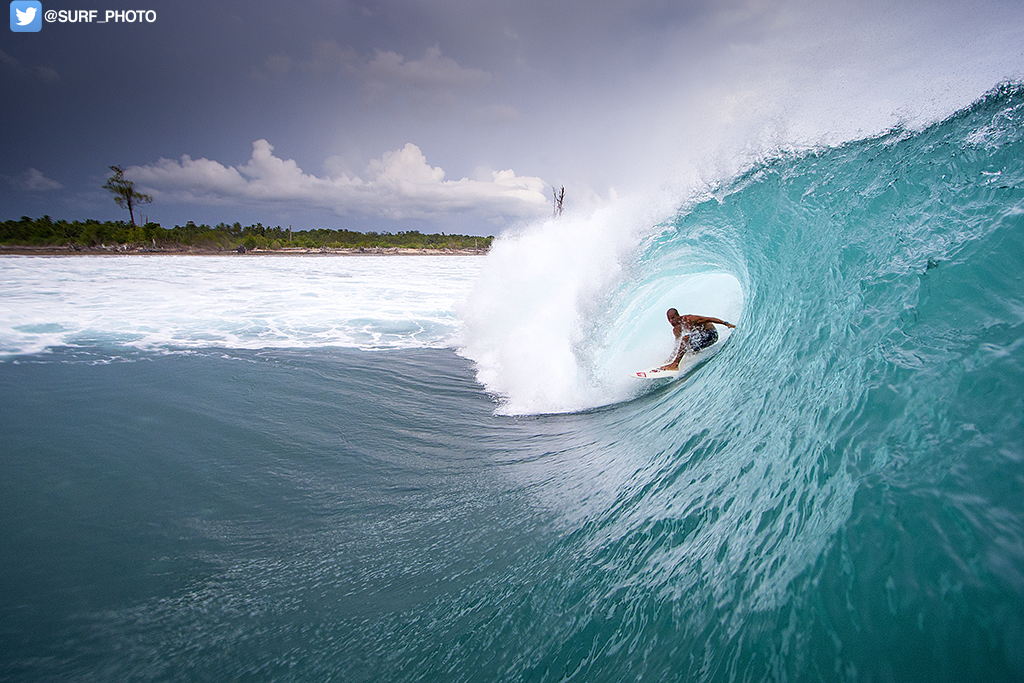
{"left": 2, "top": 83, "right": 1024, "bottom": 681}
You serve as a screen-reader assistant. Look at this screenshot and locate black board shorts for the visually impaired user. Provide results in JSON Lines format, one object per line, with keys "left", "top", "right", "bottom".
{"left": 682, "top": 326, "right": 718, "bottom": 354}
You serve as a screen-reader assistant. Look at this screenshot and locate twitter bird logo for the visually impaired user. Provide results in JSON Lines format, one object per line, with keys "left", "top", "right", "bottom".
{"left": 10, "top": 1, "right": 43, "bottom": 31}
{"left": 15, "top": 6, "right": 35, "bottom": 24}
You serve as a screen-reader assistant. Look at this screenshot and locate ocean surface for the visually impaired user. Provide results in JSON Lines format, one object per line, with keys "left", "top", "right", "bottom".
{"left": 2, "top": 84, "right": 1023, "bottom": 681}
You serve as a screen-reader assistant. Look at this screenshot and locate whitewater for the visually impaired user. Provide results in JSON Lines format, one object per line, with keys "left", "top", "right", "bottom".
{"left": 2, "top": 84, "right": 1023, "bottom": 681}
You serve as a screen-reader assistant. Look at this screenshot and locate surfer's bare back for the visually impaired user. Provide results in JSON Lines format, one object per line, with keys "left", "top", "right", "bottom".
{"left": 660, "top": 308, "right": 735, "bottom": 371}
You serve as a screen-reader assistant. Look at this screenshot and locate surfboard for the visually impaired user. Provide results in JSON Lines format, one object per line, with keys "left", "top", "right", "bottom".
{"left": 632, "top": 366, "right": 681, "bottom": 380}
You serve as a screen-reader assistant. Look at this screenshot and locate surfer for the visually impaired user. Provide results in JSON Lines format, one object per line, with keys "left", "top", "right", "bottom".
{"left": 660, "top": 308, "right": 735, "bottom": 371}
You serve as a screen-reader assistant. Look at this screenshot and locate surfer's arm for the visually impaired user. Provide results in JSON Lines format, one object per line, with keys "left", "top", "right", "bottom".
{"left": 682, "top": 315, "right": 735, "bottom": 328}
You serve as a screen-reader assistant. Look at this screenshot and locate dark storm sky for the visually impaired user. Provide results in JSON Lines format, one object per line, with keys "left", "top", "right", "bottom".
{"left": 2, "top": 0, "right": 1022, "bottom": 232}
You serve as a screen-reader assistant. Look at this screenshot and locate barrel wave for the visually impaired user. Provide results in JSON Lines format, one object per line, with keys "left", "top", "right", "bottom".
{"left": 456, "top": 82, "right": 1024, "bottom": 680}
{"left": 2, "top": 85, "right": 1023, "bottom": 682}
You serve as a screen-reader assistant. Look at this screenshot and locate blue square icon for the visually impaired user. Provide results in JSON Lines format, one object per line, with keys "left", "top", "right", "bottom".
{"left": 10, "top": 1, "right": 42, "bottom": 31}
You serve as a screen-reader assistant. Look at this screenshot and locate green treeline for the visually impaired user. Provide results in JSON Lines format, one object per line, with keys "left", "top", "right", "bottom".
{"left": 0, "top": 216, "right": 493, "bottom": 251}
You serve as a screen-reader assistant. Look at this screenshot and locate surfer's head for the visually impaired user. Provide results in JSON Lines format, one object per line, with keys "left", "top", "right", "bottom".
{"left": 666, "top": 308, "right": 681, "bottom": 324}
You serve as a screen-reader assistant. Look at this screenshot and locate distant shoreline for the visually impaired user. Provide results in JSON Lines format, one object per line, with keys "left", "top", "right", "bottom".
{"left": 0, "top": 245, "right": 488, "bottom": 257}
{"left": 1, "top": 218, "right": 494, "bottom": 255}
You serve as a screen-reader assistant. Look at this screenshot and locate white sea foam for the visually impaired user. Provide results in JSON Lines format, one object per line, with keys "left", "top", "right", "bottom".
{"left": 1, "top": 232, "right": 746, "bottom": 416}
{"left": 458, "top": 196, "right": 743, "bottom": 415}
{"left": 0, "top": 255, "right": 482, "bottom": 356}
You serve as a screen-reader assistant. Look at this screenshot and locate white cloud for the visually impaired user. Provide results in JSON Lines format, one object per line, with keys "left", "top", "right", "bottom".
{"left": 5, "top": 168, "right": 63, "bottom": 191}
{"left": 127, "top": 140, "right": 549, "bottom": 221}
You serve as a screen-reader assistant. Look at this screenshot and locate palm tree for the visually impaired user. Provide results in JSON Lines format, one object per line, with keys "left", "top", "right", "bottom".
{"left": 102, "top": 165, "right": 152, "bottom": 227}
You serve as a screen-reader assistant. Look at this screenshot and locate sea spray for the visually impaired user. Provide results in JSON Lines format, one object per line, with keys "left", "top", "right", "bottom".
{"left": 458, "top": 187, "right": 748, "bottom": 414}
{"left": 458, "top": 195, "right": 680, "bottom": 414}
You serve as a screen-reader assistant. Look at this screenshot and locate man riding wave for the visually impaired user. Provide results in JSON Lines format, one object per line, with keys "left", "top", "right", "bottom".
{"left": 660, "top": 308, "right": 735, "bottom": 371}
